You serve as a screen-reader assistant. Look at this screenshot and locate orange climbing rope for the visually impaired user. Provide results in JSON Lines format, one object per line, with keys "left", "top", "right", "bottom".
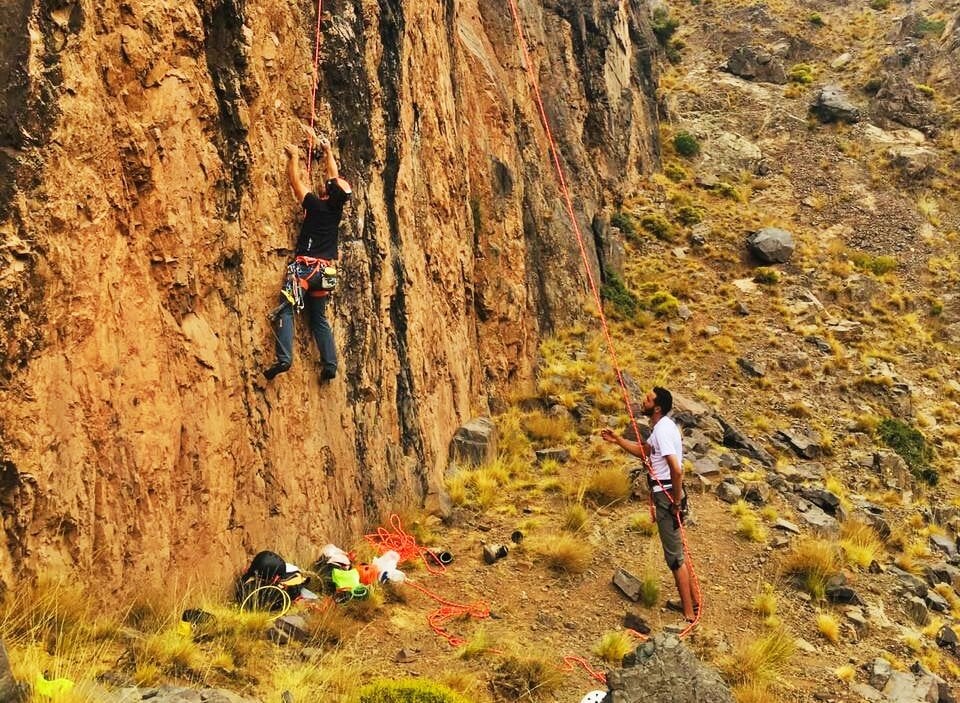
{"left": 366, "top": 515, "right": 492, "bottom": 648}
{"left": 306, "top": 0, "right": 324, "bottom": 176}
{"left": 561, "top": 655, "right": 608, "bottom": 685}
{"left": 364, "top": 513, "right": 449, "bottom": 574}
{"left": 504, "top": 0, "right": 702, "bottom": 637}
{"left": 405, "top": 579, "right": 493, "bottom": 649}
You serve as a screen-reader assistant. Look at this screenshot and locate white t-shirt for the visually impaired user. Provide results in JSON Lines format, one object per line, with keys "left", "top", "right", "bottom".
{"left": 647, "top": 415, "right": 683, "bottom": 492}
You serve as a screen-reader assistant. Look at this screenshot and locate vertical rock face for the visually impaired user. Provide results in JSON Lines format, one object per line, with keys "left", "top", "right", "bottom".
{"left": 0, "top": 0, "right": 659, "bottom": 589}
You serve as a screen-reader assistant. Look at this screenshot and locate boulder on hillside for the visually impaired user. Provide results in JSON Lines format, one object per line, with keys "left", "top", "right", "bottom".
{"left": 104, "top": 687, "right": 261, "bottom": 703}
{"left": 716, "top": 416, "right": 776, "bottom": 466}
{"left": 599, "top": 211, "right": 627, "bottom": 279}
{"left": 612, "top": 634, "right": 734, "bottom": 702}
{"left": 746, "top": 227, "right": 795, "bottom": 264}
{"left": 887, "top": 144, "right": 939, "bottom": 177}
{"left": 872, "top": 75, "right": 940, "bottom": 136}
{"left": 449, "top": 417, "right": 497, "bottom": 467}
{"left": 810, "top": 85, "right": 862, "bottom": 123}
{"left": 702, "top": 130, "right": 763, "bottom": 176}
{"left": 0, "top": 641, "right": 25, "bottom": 703}
{"left": 725, "top": 46, "right": 787, "bottom": 83}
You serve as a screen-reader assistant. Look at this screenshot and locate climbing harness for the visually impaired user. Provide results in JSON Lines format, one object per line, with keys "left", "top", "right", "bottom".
{"left": 505, "top": 0, "right": 703, "bottom": 638}
{"left": 294, "top": 255, "right": 338, "bottom": 296}
{"left": 275, "top": 256, "right": 338, "bottom": 320}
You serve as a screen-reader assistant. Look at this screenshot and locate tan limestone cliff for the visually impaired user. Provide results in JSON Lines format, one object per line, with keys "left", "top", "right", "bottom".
{"left": 0, "top": 0, "right": 659, "bottom": 590}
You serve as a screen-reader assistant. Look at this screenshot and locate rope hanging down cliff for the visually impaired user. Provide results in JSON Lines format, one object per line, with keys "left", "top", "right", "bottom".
{"left": 306, "top": 0, "right": 324, "bottom": 176}
{"left": 504, "top": 0, "right": 702, "bottom": 636}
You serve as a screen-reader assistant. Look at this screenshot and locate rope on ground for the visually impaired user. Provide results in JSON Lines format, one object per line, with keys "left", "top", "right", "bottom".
{"left": 405, "top": 579, "right": 493, "bottom": 649}
{"left": 364, "top": 513, "right": 448, "bottom": 574}
{"left": 504, "top": 0, "right": 703, "bottom": 634}
{"left": 364, "top": 514, "right": 489, "bottom": 647}
{"left": 560, "top": 655, "right": 607, "bottom": 685}
{"left": 238, "top": 585, "right": 292, "bottom": 621}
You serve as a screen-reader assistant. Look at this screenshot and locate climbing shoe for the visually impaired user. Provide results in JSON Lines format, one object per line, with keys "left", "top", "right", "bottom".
{"left": 263, "top": 363, "right": 290, "bottom": 381}
{"left": 319, "top": 368, "right": 336, "bottom": 383}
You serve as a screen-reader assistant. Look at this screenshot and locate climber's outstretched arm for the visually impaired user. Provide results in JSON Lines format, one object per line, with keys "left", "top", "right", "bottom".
{"left": 285, "top": 144, "right": 308, "bottom": 204}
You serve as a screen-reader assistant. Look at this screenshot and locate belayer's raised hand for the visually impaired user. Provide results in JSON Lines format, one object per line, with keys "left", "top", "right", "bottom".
{"left": 600, "top": 428, "right": 618, "bottom": 444}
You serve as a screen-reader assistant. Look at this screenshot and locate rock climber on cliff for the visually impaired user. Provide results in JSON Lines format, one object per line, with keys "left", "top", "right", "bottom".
{"left": 264, "top": 126, "right": 352, "bottom": 383}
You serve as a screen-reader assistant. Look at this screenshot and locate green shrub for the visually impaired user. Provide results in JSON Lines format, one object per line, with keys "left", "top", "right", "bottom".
{"left": 673, "top": 131, "right": 701, "bottom": 157}
{"left": 675, "top": 205, "right": 703, "bottom": 225}
{"left": 869, "top": 0, "right": 889, "bottom": 9}
{"left": 788, "top": 64, "right": 815, "bottom": 84}
{"left": 808, "top": 13, "right": 825, "bottom": 26}
{"left": 911, "top": 16, "right": 946, "bottom": 37}
{"left": 877, "top": 418, "right": 937, "bottom": 485}
{"left": 715, "top": 182, "right": 742, "bottom": 202}
{"left": 664, "top": 162, "right": 689, "bottom": 182}
{"left": 645, "top": 290, "right": 680, "bottom": 317}
{"left": 753, "top": 267, "right": 780, "bottom": 285}
{"left": 601, "top": 271, "right": 640, "bottom": 319}
{"left": 358, "top": 678, "right": 471, "bottom": 703}
{"left": 915, "top": 83, "right": 935, "bottom": 98}
{"left": 850, "top": 252, "right": 897, "bottom": 275}
{"left": 640, "top": 213, "right": 677, "bottom": 241}
{"left": 652, "top": 7, "right": 680, "bottom": 44}
{"left": 610, "top": 210, "right": 640, "bottom": 243}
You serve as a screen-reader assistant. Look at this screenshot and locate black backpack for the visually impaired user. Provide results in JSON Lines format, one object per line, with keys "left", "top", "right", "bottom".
{"left": 235, "top": 550, "right": 307, "bottom": 611}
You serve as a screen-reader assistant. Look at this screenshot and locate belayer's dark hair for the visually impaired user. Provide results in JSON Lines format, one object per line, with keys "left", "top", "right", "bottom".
{"left": 653, "top": 386, "right": 673, "bottom": 415}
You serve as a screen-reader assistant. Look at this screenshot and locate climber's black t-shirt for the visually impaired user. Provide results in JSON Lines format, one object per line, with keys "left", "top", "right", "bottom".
{"left": 294, "top": 179, "right": 351, "bottom": 260}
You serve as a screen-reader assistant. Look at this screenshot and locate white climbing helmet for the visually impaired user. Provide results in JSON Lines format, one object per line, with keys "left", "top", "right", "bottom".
{"left": 579, "top": 691, "right": 608, "bottom": 703}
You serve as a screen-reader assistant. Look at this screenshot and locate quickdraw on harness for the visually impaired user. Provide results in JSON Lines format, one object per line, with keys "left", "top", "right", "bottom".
{"left": 281, "top": 256, "right": 339, "bottom": 313}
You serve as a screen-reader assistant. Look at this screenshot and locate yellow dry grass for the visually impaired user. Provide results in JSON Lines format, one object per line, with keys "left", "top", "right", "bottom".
{"left": 536, "top": 534, "right": 593, "bottom": 574}
{"left": 780, "top": 539, "right": 841, "bottom": 600}
{"left": 816, "top": 612, "right": 840, "bottom": 644}
{"left": 593, "top": 630, "right": 634, "bottom": 664}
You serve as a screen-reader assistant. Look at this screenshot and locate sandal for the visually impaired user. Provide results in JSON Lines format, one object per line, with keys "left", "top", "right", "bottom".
{"left": 666, "top": 599, "right": 701, "bottom": 616}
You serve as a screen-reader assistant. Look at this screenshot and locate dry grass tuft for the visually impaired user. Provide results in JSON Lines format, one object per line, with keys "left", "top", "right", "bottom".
{"left": 816, "top": 612, "right": 841, "bottom": 644}
{"left": 720, "top": 627, "right": 796, "bottom": 686}
{"left": 736, "top": 511, "right": 767, "bottom": 543}
{"left": 585, "top": 467, "right": 632, "bottom": 504}
{"left": 780, "top": 539, "right": 841, "bottom": 600}
{"left": 456, "top": 628, "right": 491, "bottom": 660}
{"left": 753, "top": 583, "right": 777, "bottom": 618}
{"left": 306, "top": 603, "right": 361, "bottom": 645}
{"left": 839, "top": 520, "right": 884, "bottom": 568}
{"left": 562, "top": 503, "right": 590, "bottom": 532}
{"left": 594, "top": 630, "right": 634, "bottom": 664}
{"left": 732, "top": 681, "right": 775, "bottom": 703}
{"left": 835, "top": 664, "right": 856, "bottom": 681}
{"left": 537, "top": 534, "right": 594, "bottom": 574}
{"left": 491, "top": 655, "right": 564, "bottom": 700}
{"left": 521, "top": 411, "right": 573, "bottom": 444}
{"left": 637, "top": 569, "right": 661, "bottom": 607}
{"left": 627, "top": 512, "right": 658, "bottom": 536}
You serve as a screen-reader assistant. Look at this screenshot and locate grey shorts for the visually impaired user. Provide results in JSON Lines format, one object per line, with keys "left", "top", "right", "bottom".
{"left": 652, "top": 490, "right": 685, "bottom": 570}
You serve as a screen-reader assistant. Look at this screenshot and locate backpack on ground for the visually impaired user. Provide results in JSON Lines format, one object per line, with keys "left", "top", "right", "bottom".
{"left": 235, "top": 550, "right": 307, "bottom": 611}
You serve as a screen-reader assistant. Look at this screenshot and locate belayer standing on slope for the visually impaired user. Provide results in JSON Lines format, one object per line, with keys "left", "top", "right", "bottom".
{"left": 601, "top": 386, "right": 700, "bottom": 624}
{"left": 264, "top": 127, "right": 352, "bottom": 383}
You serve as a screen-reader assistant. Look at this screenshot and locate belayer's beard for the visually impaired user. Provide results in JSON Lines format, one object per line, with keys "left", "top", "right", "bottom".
{"left": 641, "top": 406, "right": 655, "bottom": 417}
